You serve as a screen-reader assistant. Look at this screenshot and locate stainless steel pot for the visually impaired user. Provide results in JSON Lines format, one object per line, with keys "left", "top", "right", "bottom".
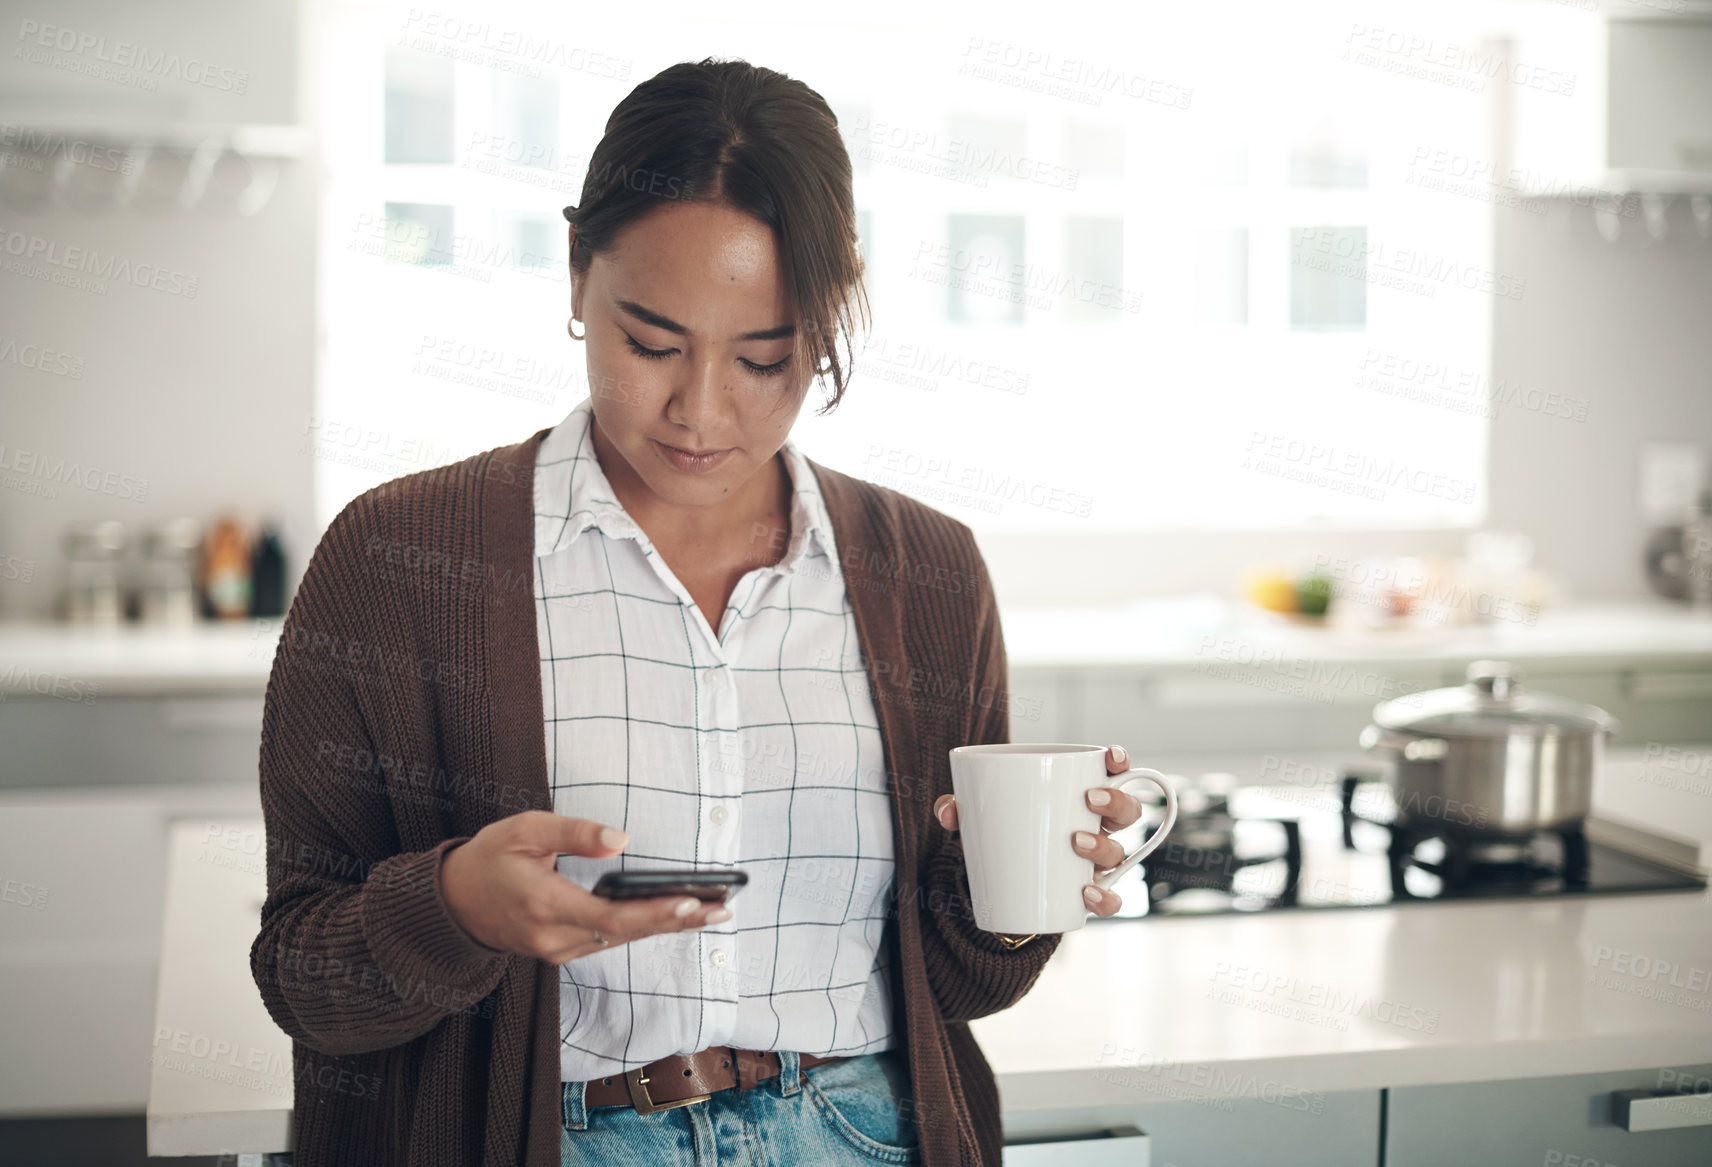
{"left": 1358, "top": 660, "right": 1620, "bottom": 834}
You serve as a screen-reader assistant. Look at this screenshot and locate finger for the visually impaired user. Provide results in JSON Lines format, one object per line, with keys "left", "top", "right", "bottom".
{"left": 1086, "top": 785, "right": 1145, "bottom": 831}
{"left": 519, "top": 811, "right": 630, "bottom": 859}
{"left": 586, "top": 892, "right": 731, "bottom": 943}
{"left": 933, "top": 794, "right": 959, "bottom": 831}
{"left": 528, "top": 867, "right": 700, "bottom": 935}
{"left": 545, "top": 934, "right": 619, "bottom": 965}
{"left": 1072, "top": 828, "right": 1127, "bottom": 870}
{"left": 539, "top": 898, "right": 716, "bottom": 961}
{"left": 1083, "top": 882, "right": 1122, "bottom": 917}
{"left": 1105, "top": 744, "right": 1129, "bottom": 774}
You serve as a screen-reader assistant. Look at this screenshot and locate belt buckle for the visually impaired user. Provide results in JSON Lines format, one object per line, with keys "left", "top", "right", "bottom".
{"left": 624, "top": 1066, "right": 713, "bottom": 1115}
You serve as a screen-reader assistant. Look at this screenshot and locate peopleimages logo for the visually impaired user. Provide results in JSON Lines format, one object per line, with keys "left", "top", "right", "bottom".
{"left": 0, "top": 225, "right": 200, "bottom": 298}
{"left": 15, "top": 20, "right": 250, "bottom": 92}
{"left": 0, "top": 443, "right": 149, "bottom": 504}
{"left": 1342, "top": 24, "right": 1576, "bottom": 97}
{"left": 1292, "top": 228, "right": 1526, "bottom": 301}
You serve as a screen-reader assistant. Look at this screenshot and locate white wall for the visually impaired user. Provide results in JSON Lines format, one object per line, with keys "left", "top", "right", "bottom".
{"left": 0, "top": 0, "right": 317, "bottom": 620}
{"left": 1486, "top": 197, "right": 1712, "bottom": 602}
{"left": 979, "top": 195, "right": 1712, "bottom": 609}
{"left": 4, "top": 3, "right": 1709, "bottom": 620}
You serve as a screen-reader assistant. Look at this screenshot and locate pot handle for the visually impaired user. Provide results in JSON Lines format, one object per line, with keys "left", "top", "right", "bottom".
{"left": 1359, "top": 725, "right": 1449, "bottom": 761}
{"left": 1467, "top": 659, "right": 1519, "bottom": 700}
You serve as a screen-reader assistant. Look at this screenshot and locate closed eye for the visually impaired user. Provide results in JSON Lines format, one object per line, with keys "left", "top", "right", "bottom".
{"left": 626, "top": 333, "right": 793, "bottom": 379}
{"left": 624, "top": 334, "right": 675, "bottom": 361}
{"left": 741, "top": 355, "right": 792, "bottom": 378}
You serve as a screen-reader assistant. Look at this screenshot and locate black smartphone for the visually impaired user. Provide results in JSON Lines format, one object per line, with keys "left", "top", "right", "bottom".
{"left": 591, "top": 869, "right": 748, "bottom": 904}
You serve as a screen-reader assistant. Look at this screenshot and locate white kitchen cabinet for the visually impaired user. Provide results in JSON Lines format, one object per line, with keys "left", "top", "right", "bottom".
{"left": 0, "top": 784, "right": 260, "bottom": 1116}
{"left": 1003, "top": 1124, "right": 1148, "bottom": 1165}
{"left": 1509, "top": 15, "right": 1712, "bottom": 193}
{"left": 1002, "top": 1091, "right": 1381, "bottom": 1167}
{"left": 0, "top": 694, "right": 265, "bottom": 790}
{"left": 1605, "top": 20, "right": 1712, "bottom": 175}
{"left": 1385, "top": 1065, "right": 1712, "bottom": 1165}
{"left": 1006, "top": 657, "right": 1712, "bottom": 775}
{"left": 0, "top": 688, "right": 265, "bottom": 1115}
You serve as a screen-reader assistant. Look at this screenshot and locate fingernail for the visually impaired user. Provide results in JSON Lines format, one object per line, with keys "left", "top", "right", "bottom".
{"left": 1083, "top": 885, "right": 1102, "bottom": 908}
{"left": 705, "top": 907, "right": 733, "bottom": 924}
{"left": 600, "top": 826, "right": 629, "bottom": 849}
{"left": 1073, "top": 830, "right": 1097, "bottom": 851}
{"left": 1111, "top": 745, "right": 1128, "bottom": 765}
{"left": 1087, "top": 788, "right": 1111, "bottom": 808}
{"left": 675, "top": 897, "right": 698, "bottom": 917}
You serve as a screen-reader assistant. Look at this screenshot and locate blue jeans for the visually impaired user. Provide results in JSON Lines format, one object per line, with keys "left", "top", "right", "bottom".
{"left": 560, "top": 1049, "right": 920, "bottom": 1166}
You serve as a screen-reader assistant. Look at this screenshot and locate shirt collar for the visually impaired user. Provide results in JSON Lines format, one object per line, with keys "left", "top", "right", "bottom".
{"left": 533, "top": 396, "right": 836, "bottom": 571}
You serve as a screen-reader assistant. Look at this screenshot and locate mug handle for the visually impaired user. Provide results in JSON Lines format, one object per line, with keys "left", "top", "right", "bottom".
{"left": 1090, "top": 768, "right": 1179, "bottom": 891}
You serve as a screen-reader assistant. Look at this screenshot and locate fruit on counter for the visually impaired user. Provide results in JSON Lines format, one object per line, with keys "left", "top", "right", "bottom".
{"left": 1296, "top": 574, "right": 1333, "bottom": 618}
{"left": 1242, "top": 566, "right": 1299, "bottom": 613}
{"left": 1242, "top": 566, "right": 1336, "bottom": 618}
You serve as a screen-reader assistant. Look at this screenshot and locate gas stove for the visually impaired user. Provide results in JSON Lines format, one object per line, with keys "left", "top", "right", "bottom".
{"left": 1095, "top": 770, "right": 1706, "bottom": 919}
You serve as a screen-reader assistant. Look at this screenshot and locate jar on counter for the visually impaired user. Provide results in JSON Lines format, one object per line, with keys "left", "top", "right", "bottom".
{"left": 200, "top": 515, "right": 253, "bottom": 619}
{"left": 62, "top": 520, "right": 128, "bottom": 626}
{"left": 138, "top": 518, "right": 203, "bottom": 625}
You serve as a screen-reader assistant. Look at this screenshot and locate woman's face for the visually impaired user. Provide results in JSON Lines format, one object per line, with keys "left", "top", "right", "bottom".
{"left": 569, "top": 199, "right": 811, "bottom": 516}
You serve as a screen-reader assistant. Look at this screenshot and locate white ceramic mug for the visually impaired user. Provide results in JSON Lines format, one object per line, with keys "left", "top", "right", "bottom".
{"left": 948, "top": 743, "right": 1180, "bottom": 934}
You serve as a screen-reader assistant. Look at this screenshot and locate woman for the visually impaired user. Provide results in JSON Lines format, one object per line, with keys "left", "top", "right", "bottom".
{"left": 252, "top": 57, "right": 1148, "bottom": 1167}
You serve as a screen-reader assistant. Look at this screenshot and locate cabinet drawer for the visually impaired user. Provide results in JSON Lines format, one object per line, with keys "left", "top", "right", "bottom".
{"left": 1386, "top": 1066, "right": 1712, "bottom": 1166}
{"left": 1004, "top": 1125, "right": 1148, "bottom": 1165}
{"left": 1004, "top": 1090, "right": 1380, "bottom": 1167}
{"left": 0, "top": 695, "right": 264, "bottom": 789}
{"left": 0, "top": 784, "right": 261, "bottom": 1115}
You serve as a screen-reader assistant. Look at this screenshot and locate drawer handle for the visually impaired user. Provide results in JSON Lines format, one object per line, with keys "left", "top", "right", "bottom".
{"left": 1613, "top": 1089, "right": 1712, "bottom": 1131}
{"left": 1626, "top": 672, "right": 1712, "bottom": 701}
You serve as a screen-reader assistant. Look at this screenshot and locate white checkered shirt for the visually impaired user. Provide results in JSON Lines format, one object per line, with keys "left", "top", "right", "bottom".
{"left": 533, "top": 396, "right": 897, "bottom": 1082}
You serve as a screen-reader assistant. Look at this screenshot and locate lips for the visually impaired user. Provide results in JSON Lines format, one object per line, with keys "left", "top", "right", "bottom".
{"left": 652, "top": 438, "right": 735, "bottom": 475}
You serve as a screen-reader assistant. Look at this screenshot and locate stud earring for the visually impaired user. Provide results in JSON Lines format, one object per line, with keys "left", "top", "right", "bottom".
{"left": 568, "top": 317, "right": 585, "bottom": 341}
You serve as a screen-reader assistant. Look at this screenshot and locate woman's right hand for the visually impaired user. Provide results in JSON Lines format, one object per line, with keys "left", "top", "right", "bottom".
{"left": 439, "top": 810, "right": 729, "bottom": 964}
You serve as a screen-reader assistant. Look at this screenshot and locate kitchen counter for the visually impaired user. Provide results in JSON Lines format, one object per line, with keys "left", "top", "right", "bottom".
{"left": 147, "top": 820, "right": 287, "bottom": 1157}
{"left": 149, "top": 814, "right": 1712, "bottom": 1157}
{"left": 0, "top": 617, "right": 282, "bottom": 696}
{"left": 5, "top": 600, "right": 1711, "bottom": 697}
{"left": 1001, "top": 597, "right": 1712, "bottom": 670}
{"left": 971, "top": 890, "right": 1712, "bottom": 1115}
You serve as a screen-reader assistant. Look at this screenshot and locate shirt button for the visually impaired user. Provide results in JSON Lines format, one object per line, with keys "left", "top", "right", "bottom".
{"left": 709, "top": 804, "right": 729, "bottom": 826}
{"left": 703, "top": 666, "right": 725, "bottom": 689}
{"left": 710, "top": 948, "right": 728, "bottom": 967}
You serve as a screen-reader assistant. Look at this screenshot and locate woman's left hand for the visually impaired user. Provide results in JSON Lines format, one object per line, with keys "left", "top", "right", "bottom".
{"left": 932, "top": 744, "right": 1143, "bottom": 918}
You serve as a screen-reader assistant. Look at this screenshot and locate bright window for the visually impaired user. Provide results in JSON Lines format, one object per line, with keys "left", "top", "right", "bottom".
{"left": 311, "top": 1, "right": 1500, "bottom": 534}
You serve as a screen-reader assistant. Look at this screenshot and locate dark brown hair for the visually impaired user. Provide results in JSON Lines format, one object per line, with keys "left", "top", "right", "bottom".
{"left": 563, "top": 57, "right": 868, "bottom": 412}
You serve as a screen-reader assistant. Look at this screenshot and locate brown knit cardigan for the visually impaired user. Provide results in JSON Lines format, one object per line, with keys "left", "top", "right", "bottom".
{"left": 250, "top": 426, "right": 1063, "bottom": 1166}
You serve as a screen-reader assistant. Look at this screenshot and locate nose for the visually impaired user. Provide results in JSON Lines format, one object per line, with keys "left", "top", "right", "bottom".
{"left": 663, "top": 352, "right": 733, "bottom": 439}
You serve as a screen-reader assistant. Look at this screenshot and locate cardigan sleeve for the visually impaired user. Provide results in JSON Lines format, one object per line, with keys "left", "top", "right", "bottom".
{"left": 249, "top": 497, "right": 512, "bottom": 1057}
{"left": 914, "top": 547, "right": 1063, "bottom": 1024}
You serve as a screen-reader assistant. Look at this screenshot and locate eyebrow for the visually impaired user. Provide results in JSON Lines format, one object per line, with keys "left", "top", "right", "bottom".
{"left": 616, "top": 299, "right": 795, "bottom": 342}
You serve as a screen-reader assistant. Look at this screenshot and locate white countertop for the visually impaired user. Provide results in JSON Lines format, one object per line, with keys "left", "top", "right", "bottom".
{"left": 1001, "top": 597, "right": 1712, "bottom": 670}
{"left": 6, "top": 600, "right": 1711, "bottom": 697}
{"left": 152, "top": 807, "right": 1712, "bottom": 1155}
{"left": 975, "top": 740, "right": 1712, "bottom": 1116}
{"left": 0, "top": 618, "right": 282, "bottom": 696}
{"left": 147, "top": 819, "right": 289, "bottom": 1157}
{"left": 971, "top": 890, "right": 1712, "bottom": 1116}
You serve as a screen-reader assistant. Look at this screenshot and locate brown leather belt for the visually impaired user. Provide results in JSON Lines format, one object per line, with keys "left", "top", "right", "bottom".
{"left": 583, "top": 1048, "right": 848, "bottom": 1114}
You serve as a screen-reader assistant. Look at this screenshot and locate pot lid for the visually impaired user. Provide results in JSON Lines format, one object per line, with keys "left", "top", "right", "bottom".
{"left": 1371, "top": 660, "right": 1617, "bottom": 738}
